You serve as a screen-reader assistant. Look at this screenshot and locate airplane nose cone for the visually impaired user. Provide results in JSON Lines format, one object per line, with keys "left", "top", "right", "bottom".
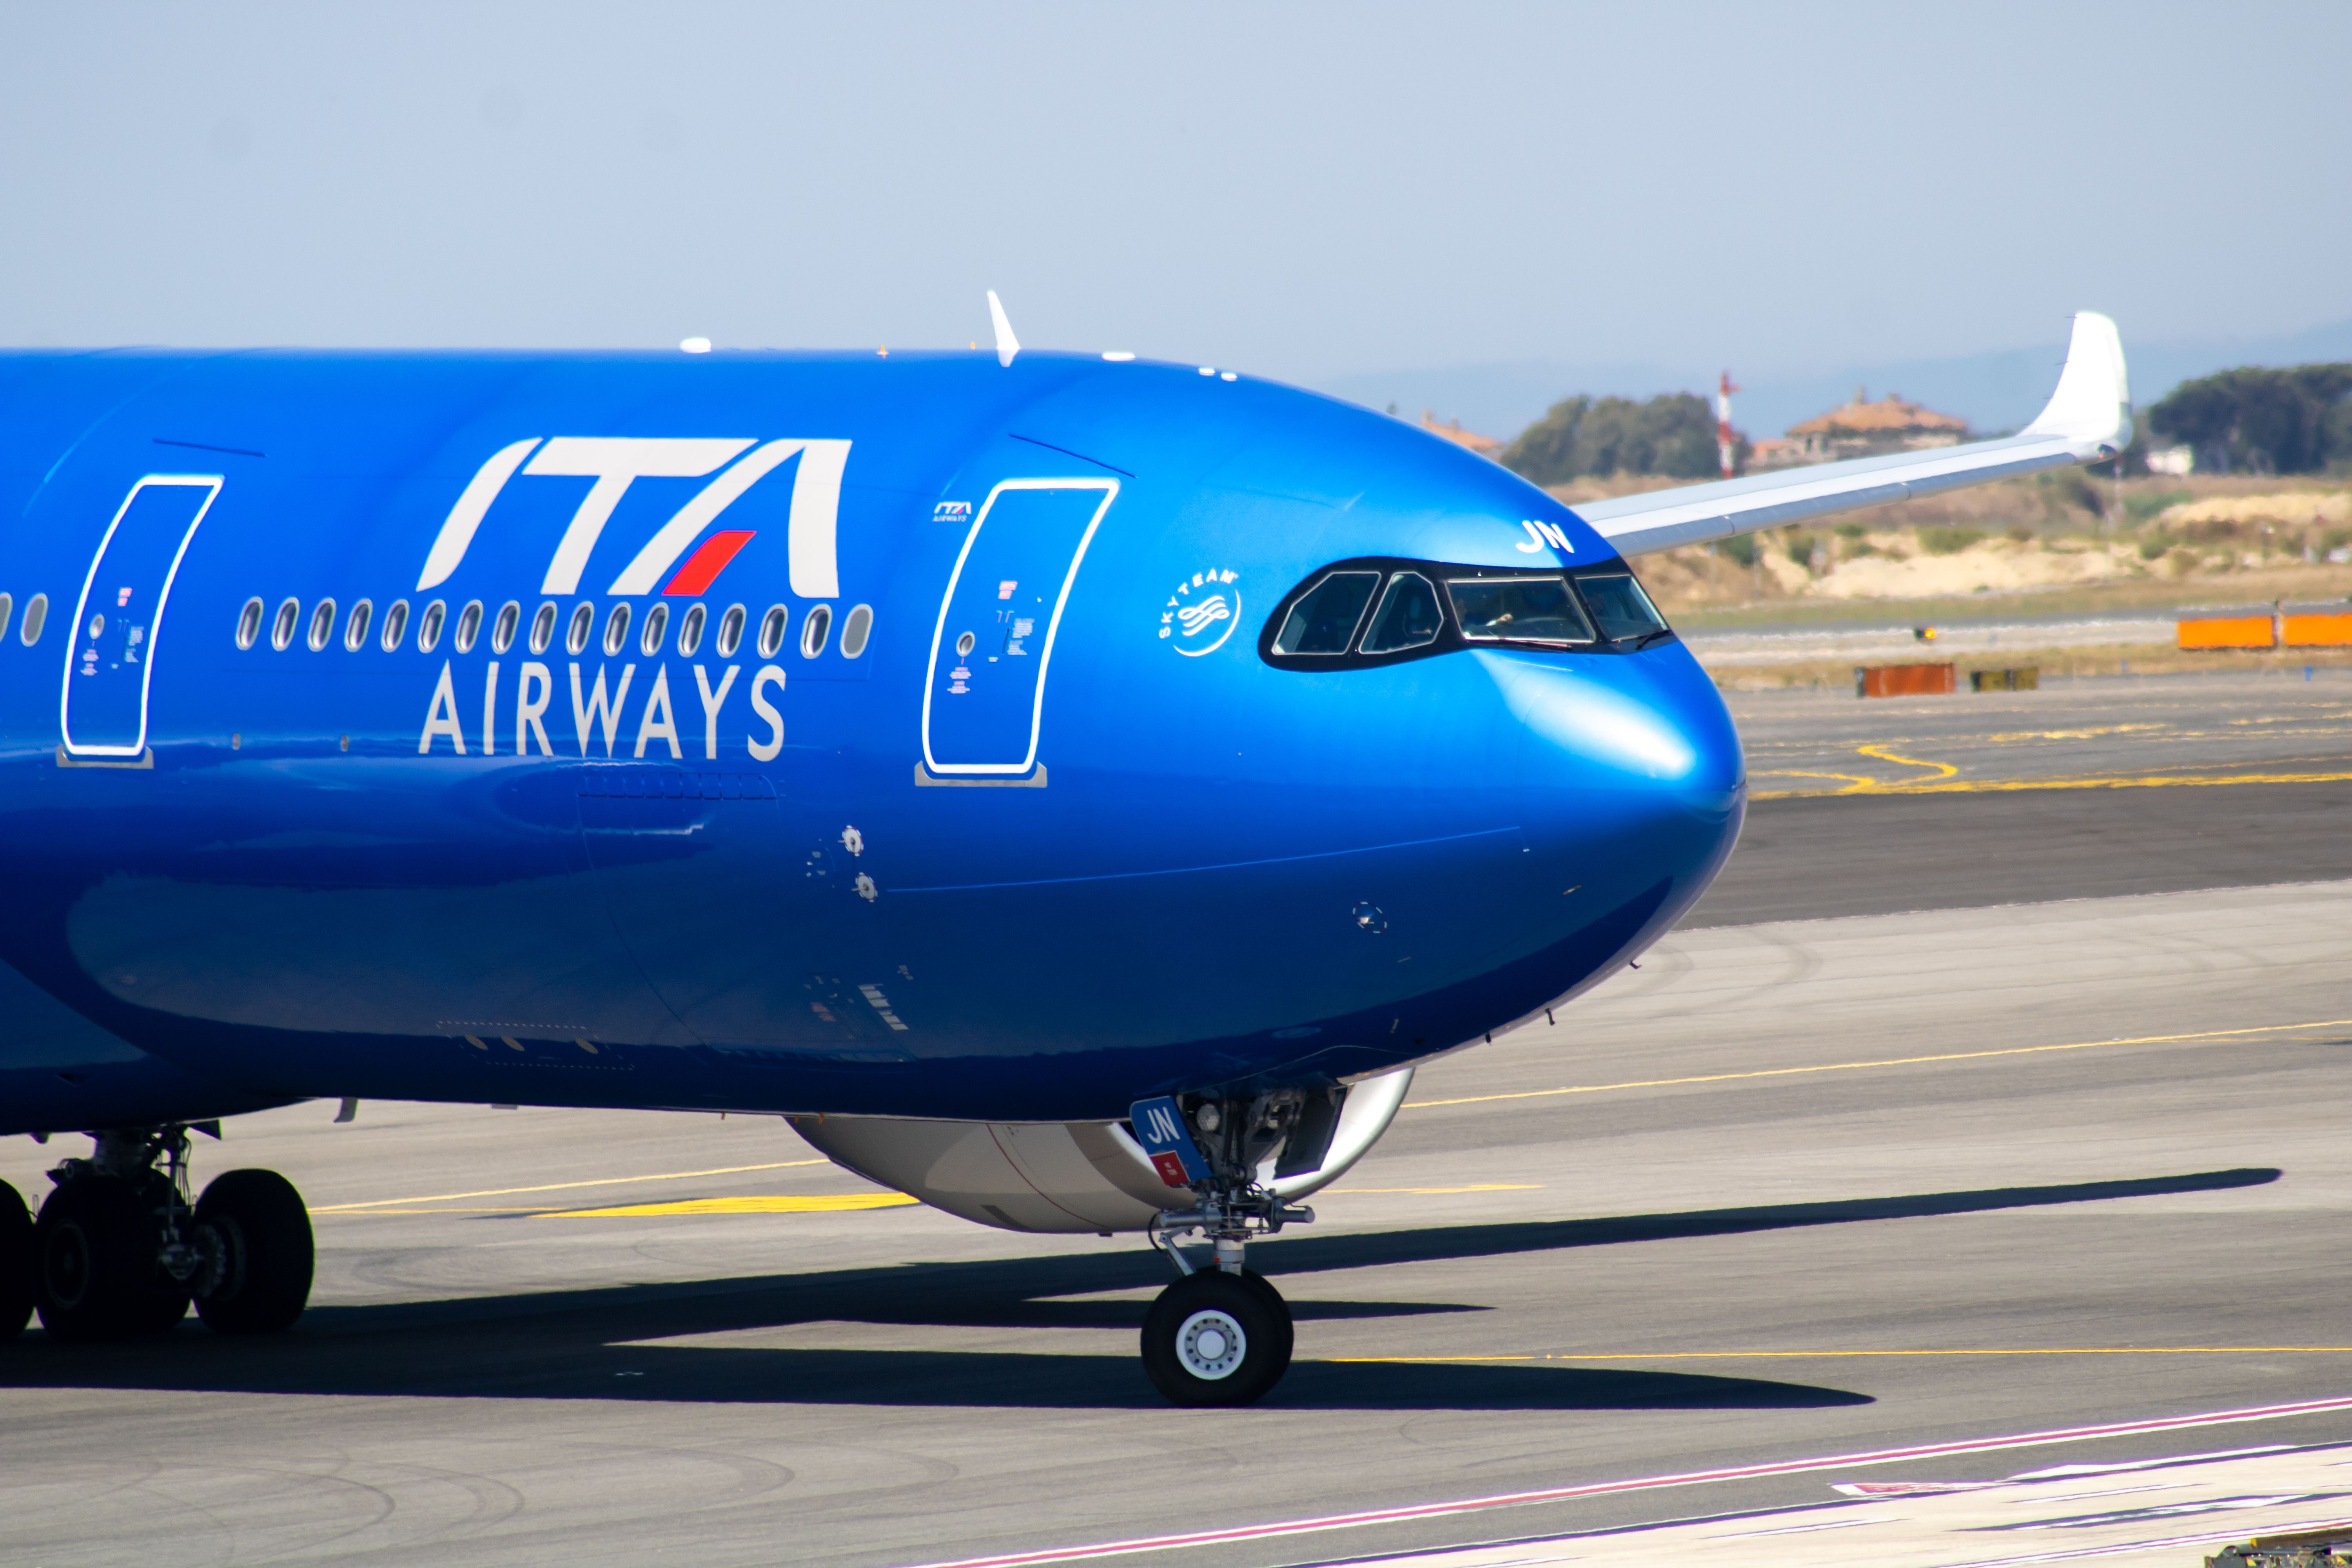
{"left": 1478, "top": 642, "right": 1742, "bottom": 799}
{"left": 1478, "top": 638, "right": 1745, "bottom": 958}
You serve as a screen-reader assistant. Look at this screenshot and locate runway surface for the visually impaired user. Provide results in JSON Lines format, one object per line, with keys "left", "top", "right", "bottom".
{"left": 1731, "top": 668, "right": 2352, "bottom": 796}
{"left": 8, "top": 674, "right": 2352, "bottom": 1568}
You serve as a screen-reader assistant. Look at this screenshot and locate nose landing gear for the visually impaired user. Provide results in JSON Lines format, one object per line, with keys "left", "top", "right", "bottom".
{"left": 4, "top": 1125, "right": 314, "bottom": 1344}
{"left": 1138, "top": 1091, "right": 1316, "bottom": 1406}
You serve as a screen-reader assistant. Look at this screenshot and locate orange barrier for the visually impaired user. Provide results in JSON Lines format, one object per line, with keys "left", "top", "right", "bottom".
{"left": 1856, "top": 662, "right": 1956, "bottom": 699}
{"left": 2284, "top": 613, "right": 2352, "bottom": 648}
{"left": 2178, "top": 616, "right": 2276, "bottom": 650}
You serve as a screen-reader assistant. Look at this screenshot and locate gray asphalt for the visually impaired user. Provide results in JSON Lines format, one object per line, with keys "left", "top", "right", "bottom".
{"left": 9, "top": 691, "right": 2352, "bottom": 1567}
{"left": 1683, "top": 780, "right": 2352, "bottom": 927}
{"left": 1731, "top": 666, "right": 2352, "bottom": 793}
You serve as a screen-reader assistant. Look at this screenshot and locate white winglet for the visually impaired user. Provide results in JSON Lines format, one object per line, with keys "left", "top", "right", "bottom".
{"left": 1576, "top": 312, "right": 2134, "bottom": 558}
{"left": 2021, "top": 310, "right": 2132, "bottom": 456}
{"left": 986, "top": 290, "right": 1020, "bottom": 368}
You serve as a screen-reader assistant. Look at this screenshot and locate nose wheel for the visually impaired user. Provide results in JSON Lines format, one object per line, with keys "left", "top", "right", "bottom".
{"left": 1141, "top": 1268, "right": 1294, "bottom": 1406}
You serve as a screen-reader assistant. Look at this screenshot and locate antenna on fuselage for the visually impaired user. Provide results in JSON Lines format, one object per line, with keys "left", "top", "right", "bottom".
{"left": 986, "top": 290, "right": 1020, "bottom": 368}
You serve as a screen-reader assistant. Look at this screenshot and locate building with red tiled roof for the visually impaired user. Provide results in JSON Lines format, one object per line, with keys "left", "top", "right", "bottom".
{"left": 1754, "top": 388, "right": 1969, "bottom": 469}
{"left": 1419, "top": 409, "right": 1504, "bottom": 459}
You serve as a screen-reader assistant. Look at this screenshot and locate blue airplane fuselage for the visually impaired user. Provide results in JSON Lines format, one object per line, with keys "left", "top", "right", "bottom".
{"left": 0, "top": 349, "right": 1744, "bottom": 1132}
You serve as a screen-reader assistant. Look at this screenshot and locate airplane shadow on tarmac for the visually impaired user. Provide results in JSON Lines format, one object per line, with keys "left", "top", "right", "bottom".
{"left": 0, "top": 1166, "right": 2276, "bottom": 1411}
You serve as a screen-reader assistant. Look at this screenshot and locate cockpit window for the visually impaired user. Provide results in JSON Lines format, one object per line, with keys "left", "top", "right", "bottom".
{"left": 1577, "top": 571, "right": 1669, "bottom": 643}
{"left": 1260, "top": 555, "right": 1671, "bottom": 669}
{"left": 1359, "top": 571, "right": 1443, "bottom": 654}
{"left": 1446, "top": 577, "right": 1595, "bottom": 646}
{"left": 1272, "top": 570, "right": 1381, "bottom": 655}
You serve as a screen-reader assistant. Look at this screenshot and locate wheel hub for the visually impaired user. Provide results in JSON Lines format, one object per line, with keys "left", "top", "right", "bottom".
{"left": 1176, "top": 1308, "right": 1246, "bottom": 1379}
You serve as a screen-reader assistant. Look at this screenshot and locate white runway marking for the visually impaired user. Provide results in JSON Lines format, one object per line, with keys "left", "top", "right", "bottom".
{"left": 898, "top": 1397, "right": 2352, "bottom": 1568}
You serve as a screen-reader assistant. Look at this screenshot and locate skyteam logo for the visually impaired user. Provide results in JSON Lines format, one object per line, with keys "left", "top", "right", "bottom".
{"left": 417, "top": 436, "right": 852, "bottom": 598}
{"left": 1159, "top": 566, "right": 1241, "bottom": 657}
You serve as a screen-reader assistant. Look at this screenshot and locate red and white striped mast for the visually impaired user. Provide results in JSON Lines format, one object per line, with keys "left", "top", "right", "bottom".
{"left": 1716, "top": 370, "right": 1740, "bottom": 479}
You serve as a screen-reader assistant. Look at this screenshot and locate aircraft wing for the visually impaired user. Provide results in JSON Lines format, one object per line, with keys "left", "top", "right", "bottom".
{"left": 1574, "top": 312, "right": 2131, "bottom": 558}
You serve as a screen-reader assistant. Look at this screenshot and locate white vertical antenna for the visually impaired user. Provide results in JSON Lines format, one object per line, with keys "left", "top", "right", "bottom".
{"left": 986, "top": 290, "right": 1020, "bottom": 368}
{"left": 1717, "top": 371, "right": 1740, "bottom": 479}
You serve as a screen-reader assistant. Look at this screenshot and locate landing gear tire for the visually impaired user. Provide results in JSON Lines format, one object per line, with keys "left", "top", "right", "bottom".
{"left": 0, "top": 1180, "right": 33, "bottom": 1341}
{"left": 192, "top": 1169, "right": 313, "bottom": 1335}
{"left": 1142, "top": 1269, "right": 1292, "bottom": 1406}
{"left": 33, "top": 1174, "right": 189, "bottom": 1342}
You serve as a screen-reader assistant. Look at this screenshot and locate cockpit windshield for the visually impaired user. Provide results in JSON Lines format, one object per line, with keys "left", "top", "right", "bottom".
{"left": 1446, "top": 577, "right": 1595, "bottom": 646}
{"left": 1359, "top": 572, "right": 1444, "bottom": 653}
{"left": 1270, "top": 571, "right": 1381, "bottom": 655}
{"left": 1574, "top": 572, "right": 1670, "bottom": 644}
{"left": 1260, "top": 556, "right": 1672, "bottom": 669}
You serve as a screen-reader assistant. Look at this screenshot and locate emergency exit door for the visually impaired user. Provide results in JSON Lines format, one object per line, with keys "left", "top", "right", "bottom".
{"left": 62, "top": 475, "right": 222, "bottom": 757}
{"left": 921, "top": 479, "right": 1116, "bottom": 775}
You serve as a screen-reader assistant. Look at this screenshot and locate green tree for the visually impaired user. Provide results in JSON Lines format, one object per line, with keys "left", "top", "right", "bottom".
{"left": 1503, "top": 392, "right": 1724, "bottom": 485}
{"left": 2148, "top": 364, "right": 2352, "bottom": 475}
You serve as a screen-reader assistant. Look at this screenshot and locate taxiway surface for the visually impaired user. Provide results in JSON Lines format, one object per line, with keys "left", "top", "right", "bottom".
{"left": 6, "top": 673, "right": 2352, "bottom": 1568}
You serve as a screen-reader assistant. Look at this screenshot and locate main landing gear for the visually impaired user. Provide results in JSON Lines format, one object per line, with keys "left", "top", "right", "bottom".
{"left": 1140, "top": 1092, "right": 1317, "bottom": 1406}
{"left": 0, "top": 1126, "right": 313, "bottom": 1344}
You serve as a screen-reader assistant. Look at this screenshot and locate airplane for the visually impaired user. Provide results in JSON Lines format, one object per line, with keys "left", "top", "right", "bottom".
{"left": 0, "top": 301, "right": 2129, "bottom": 1404}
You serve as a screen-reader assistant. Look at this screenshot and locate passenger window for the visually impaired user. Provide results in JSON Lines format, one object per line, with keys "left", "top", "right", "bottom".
{"left": 1273, "top": 571, "right": 1381, "bottom": 655}
{"left": 1358, "top": 572, "right": 1443, "bottom": 655}
{"left": 1446, "top": 577, "right": 1594, "bottom": 644}
{"left": 0, "top": 593, "right": 11, "bottom": 644}
{"left": 677, "top": 602, "right": 705, "bottom": 656}
{"left": 528, "top": 602, "right": 556, "bottom": 655}
{"left": 1575, "top": 572, "right": 1671, "bottom": 643}
{"left": 800, "top": 603, "right": 830, "bottom": 657}
{"left": 343, "top": 599, "right": 372, "bottom": 652}
{"left": 380, "top": 599, "right": 409, "bottom": 652}
{"left": 639, "top": 601, "right": 668, "bottom": 657}
{"left": 307, "top": 599, "right": 337, "bottom": 652}
{"left": 490, "top": 601, "right": 519, "bottom": 654}
{"left": 759, "top": 604, "right": 789, "bottom": 658}
{"left": 716, "top": 603, "right": 746, "bottom": 658}
{"left": 566, "top": 603, "right": 594, "bottom": 655}
{"left": 271, "top": 598, "right": 299, "bottom": 651}
{"left": 419, "top": 599, "right": 447, "bottom": 653}
{"left": 234, "top": 596, "right": 262, "bottom": 650}
{"left": 840, "top": 603, "right": 873, "bottom": 659}
{"left": 603, "top": 603, "right": 630, "bottom": 656}
{"left": 20, "top": 592, "right": 45, "bottom": 647}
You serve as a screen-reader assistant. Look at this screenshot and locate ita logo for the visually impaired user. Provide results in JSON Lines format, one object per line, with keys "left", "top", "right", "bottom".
{"left": 1159, "top": 566, "right": 1241, "bottom": 657}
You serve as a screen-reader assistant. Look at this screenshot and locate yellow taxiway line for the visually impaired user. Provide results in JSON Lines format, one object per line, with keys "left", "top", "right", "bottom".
{"left": 1403, "top": 1016, "right": 2352, "bottom": 1109}
{"left": 538, "top": 1193, "right": 917, "bottom": 1218}
{"left": 1755, "top": 765, "right": 2352, "bottom": 799}
{"left": 311, "top": 1158, "right": 829, "bottom": 1213}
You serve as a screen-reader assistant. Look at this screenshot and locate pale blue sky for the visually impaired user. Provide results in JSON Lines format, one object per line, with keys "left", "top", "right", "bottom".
{"left": 3, "top": 2, "right": 2344, "bottom": 432}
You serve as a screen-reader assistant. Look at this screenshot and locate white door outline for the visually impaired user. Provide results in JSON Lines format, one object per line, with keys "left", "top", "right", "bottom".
{"left": 60, "top": 474, "right": 224, "bottom": 758}
{"left": 920, "top": 477, "right": 1118, "bottom": 776}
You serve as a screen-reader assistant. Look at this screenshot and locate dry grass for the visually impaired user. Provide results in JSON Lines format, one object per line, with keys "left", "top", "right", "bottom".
{"left": 1557, "top": 472, "right": 2352, "bottom": 619}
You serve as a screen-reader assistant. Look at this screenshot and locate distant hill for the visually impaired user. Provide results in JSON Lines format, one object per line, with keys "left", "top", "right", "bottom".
{"left": 1318, "top": 318, "right": 2352, "bottom": 445}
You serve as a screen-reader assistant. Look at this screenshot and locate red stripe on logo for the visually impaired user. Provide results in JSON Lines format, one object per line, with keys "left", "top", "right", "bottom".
{"left": 661, "top": 530, "right": 756, "bottom": 596}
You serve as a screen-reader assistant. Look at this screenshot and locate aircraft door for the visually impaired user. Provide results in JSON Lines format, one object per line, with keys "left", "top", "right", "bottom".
{"left": 921, "top": 479, "right": 1116, "bottom": 776}
{"left": 62, "top": 475, "right": 223, "bottom": 758}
